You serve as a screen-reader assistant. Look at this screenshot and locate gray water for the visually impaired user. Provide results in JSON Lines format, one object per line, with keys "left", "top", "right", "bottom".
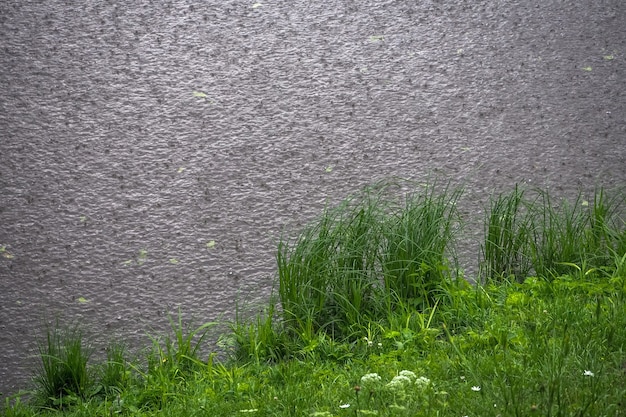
{"left": 1, "top": 0, "right": 625, "bottom": 396}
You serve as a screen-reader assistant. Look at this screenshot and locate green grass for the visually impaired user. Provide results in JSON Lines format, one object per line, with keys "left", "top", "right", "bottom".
{"left": 32, "top": 324, "right": 93, "bottom": 410}
{"left": 382, "top": 183, "right": 461, "bottom": 306}
{"left": 97, "top": 341, "right": 130, "bottom": 397}
{"left": 5, "top": 275, "right": 624, "bottom": 416}
{"left": 276, "top": 180, "right": 460, "bottom": 343}
{"left": 480, "top": 186, "right": 626, "bottom": 283}
{"left": 2, "top": 182, "right": 626, "bottom": 416}
{"left": 480, "top": 184, "right": 534, "bottom": 282}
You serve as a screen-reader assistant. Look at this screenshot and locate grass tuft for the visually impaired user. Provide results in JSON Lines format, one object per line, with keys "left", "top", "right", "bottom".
{"left": 480, "top": 184, "right": 533, "bottom": 282}
{"left": 382, "top": 184, "right": 461, "bottom": 305}
{"left": 276, "top": 180, "right": 460, "bottom": 343}
{"left": 481, "top": 186, "right": 626, "bottom": 283}
{"left": 33, "top": 323, "right": 92, "bottom": 409}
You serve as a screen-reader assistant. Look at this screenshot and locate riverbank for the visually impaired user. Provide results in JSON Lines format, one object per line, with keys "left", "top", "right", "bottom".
{"left": 3, "top": 274, "right": 625, "bottom": 416}
{"left": 3, "top": 184, "right": 625, "bottom": 416}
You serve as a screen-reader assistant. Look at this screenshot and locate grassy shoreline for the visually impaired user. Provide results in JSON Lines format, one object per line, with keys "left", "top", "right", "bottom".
{"left": 3, "top": 182, "right": 626, "bottom": 416}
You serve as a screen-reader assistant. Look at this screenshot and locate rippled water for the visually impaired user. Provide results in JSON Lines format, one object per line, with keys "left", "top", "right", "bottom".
{"left": 1, "top": 0, "right": 625, "bottom": 395}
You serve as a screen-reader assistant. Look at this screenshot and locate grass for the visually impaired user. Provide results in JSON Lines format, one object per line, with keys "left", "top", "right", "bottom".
{"left": 480, "top": 184, "right": 533, "bottom": 282}
{"left": 32, "top": 324, "right": 93, "bottom": 410}
{"left": 382, "top": 183, "right": 461, "bottom": 306}
{"left": 276, "top": 180, "right": 460, "bottom": 343}
{"left": 2, "top": 182, "right": 625, "bottom": 416}
{"left": 480, "top": 186, "right": 626, "bottom": 283}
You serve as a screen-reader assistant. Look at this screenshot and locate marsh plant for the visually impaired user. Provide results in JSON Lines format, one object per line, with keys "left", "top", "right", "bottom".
{"left": 145, "top": 310, "right": 215, "bottom": 380}
{"left": 33, "top": 324, "right": 93, "bottom": 409}
{"left": 277, "top": 180, "right": 461, "bottom": 341}
{"left": 97, "top": 341, "right": 130, "bottom": 396}
{"left": 480, "top": 185, "right": 534, "bottom": 282}
{"left": 481, "top": 186, "right": 626, "bottom": 283}
{"left": 382, "top": 184, "right": 461, "bottom": 305}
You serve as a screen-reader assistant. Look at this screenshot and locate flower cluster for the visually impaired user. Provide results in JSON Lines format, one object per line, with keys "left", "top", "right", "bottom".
{"left": 386, "top": 375, "right": 412, "bottom": 393}
{"left": 415, "top": 376, "right": 431, "bottom": 389}
{"left": 359, "top": 370, "right": 432, "bottom": 405}
{"left": 360, "top": 372, "right": 383, "bottom": 388}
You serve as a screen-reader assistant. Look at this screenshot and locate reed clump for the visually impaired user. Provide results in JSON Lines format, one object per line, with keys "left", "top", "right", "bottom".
{"left": 480, "top": 186, "right": 626, "bottom": 283}
{"left": 277, "top": 180, "right": 461, "bottom": 341}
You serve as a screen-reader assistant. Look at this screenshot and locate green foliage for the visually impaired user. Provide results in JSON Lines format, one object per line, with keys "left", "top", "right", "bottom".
{"left": 8, "top": 274, "right": 624, "bottom": 416}
{"left": 97, "top": 341, "right": 130, "bottom": 397}
{"left": 4, "top": 182, "right": 626, "bottom": 416}
{"left": 33, "top": 324, "right": 93, "bottom": 409}
{"left": 276, "top": 183, "right": 387, "bottom": 339}
{"left": 481, "top": 186, "right": 626, "bottom": 283}
{"left": 480, "top": 185, "right": 534, "bottom": 282}
{"left": 137, "top": 310, "right": 216, "bottom": 409}
{"left": 230, "top": 298, "right": 292, "bottom": 363}
{"left": 277, "top": 180, "right": 460, "bottom": 342}
{"left": 383, "top": 184, "right": 461, "bottom": 305}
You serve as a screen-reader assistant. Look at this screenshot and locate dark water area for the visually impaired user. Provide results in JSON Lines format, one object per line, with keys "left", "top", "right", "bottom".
{"left": 1, "top": 0, "right": 625, "bottom": 396}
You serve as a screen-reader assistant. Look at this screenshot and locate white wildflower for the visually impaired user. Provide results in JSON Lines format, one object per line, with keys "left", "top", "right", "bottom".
{"left": 583, "top": 370, "right": 594, "bottom": 377}
{"left": 360, "top": 373, "right": 382, "bottom": 385}
{"left": 415, "top": 376, "right": 431, "bottom": 389}
{"left": 399, "top": 370, "right": 417, "bottom": 381}
{"left": 386, "top": 378, "right": 405, "bottom": 391}
{"left": 471, "top": 386, "right": 481, "bottom": 392}
{"left": 389, "top": 375, "right": 412, "bottom": 387}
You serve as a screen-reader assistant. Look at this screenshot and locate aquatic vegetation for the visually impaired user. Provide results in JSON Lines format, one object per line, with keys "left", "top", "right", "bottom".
{"left": 0, "top": 244, "right": 14, "bottom": 259}
{"left": 97, "top": 341, "right": 131, "bottom": 397}
{"left": 368, "top": 35, "right": 385, "bottom": 43}
{"left": 480, "top": 184, "right": 533, "bottom": 282}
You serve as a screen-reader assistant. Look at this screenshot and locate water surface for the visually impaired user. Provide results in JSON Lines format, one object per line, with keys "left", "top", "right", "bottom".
{"left": 1, "top": 0, "right": 625, "bottom": 395}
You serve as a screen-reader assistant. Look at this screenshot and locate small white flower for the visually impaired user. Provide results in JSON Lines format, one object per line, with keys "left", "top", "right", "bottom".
{"left": 415, "top": 376, "right": 431, "bottom": 388}
{"left": 339, "top": 403, "right": 350, "bottom": 409}
{"left": 386, "top": 378, "right": 405, "bottom": 391}
{"left": 389, "top": 375, "right": 412, "bottom": 386}
{"left": 583, "top": 370, "right": 594, "bottom": 377}
{"left": 471, "top": 386, "right": 481, "bottom": 392}
{"left": 399, "top": 370, "right": 417, "bottom": 381}
{"left": 360, "top": 373, "right": 382, "bottom": 385}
